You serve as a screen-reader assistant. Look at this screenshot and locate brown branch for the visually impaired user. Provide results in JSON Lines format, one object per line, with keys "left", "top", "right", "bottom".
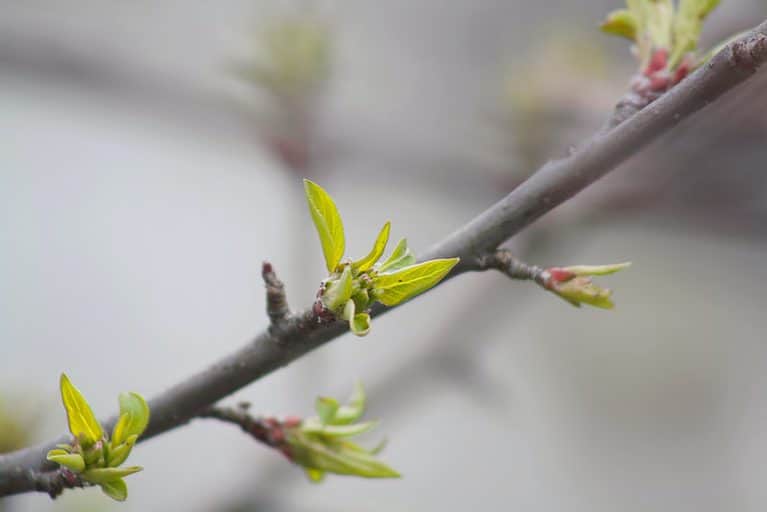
{"left": 2, "top": 19, "right": 767, "bottom": 499}
{"left": 262, "top": 261, "right": 291, "bottom": 328}
{"left": 198, "top": 404, "right": 299, "bottom": 455}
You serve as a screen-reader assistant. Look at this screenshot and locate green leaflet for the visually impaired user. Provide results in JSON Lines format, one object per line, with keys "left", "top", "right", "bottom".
{"left": 352, "top": 222, "right": 390, "bottom": 272}
{"left": 563, "top": 262, "right": 632, "bottom": 276}
{"left": 304, "top": 179, "right": 345, "bottom": 272}
{"left": 81, "top": 466, "right": 143, "bottom": 485}
{"left": 315, "top": 397, "right": 340, "bottom": 424}
{"left": 100, "top": 478, "right": 128, "bottom": 501}
{"left": 350, "top": 313, "right": 371, "bottom": 337}
{"left": 108, "top": 434, "right": 138, "bottom": 468}
{"left": 333, "top": 381, "right": 366, "bottom": 425}
{"left": 377, "top": 238, "right": 416, "bottom": 273}
{"left": 671, "top": 0, "right": 721, "bottom": 66}
{"left": 601, "top": 9, "right": 638, "bottom": 40}
{"left": 552, "top": 277, "right": 615, "bottom": 309}
{"left": 291, "top": 433, "right": 400, "bottom": 478}
{"left": 112, "top": 392, "right": 150, "bottom": 447}
{"left": 302, "top": 420, "right": 378, "bottom": 438}
{"left": 323, "top": 265, "right": 353, "bottom": 312}
{"left": 59, "top": 374, "right": 103, "bottom": 448}
{"left": 46, "top": 452, "right": 85, "bottom": 473}
{"left": 373, "top": 258, "right": 459, "bottom": 306}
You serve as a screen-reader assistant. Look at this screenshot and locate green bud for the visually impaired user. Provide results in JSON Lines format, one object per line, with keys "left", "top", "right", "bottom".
{"left": 108, "top": 435, "right": 138, "bottom": 468}
{"left": 81, "top": 466, "right": 142, "bottom": 485}
{"left": 100, "top": 478, "right": 128, "bottom": 501}
{"left": 46, "top": 451, "right": 86, "bottom": 473}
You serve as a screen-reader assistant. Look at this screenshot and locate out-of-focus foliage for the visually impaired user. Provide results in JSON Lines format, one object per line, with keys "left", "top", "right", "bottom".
{"left": 286, "top": 382, "right": 399, "bottom": 481}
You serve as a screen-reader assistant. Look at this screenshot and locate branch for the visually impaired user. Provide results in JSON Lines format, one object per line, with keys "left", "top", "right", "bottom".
{"left": 2, "top": 19, "right": 766, "bottom": 498}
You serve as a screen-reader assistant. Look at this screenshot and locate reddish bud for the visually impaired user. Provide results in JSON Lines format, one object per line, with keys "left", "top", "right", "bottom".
{"left": 547, "top": 268, "right": 576, "bottom": 283}
{"left": 645, "top": 48, "right": 669, "bottom": 75}
{"left": 283, "top": 416, "right": 302, "bottom": 428}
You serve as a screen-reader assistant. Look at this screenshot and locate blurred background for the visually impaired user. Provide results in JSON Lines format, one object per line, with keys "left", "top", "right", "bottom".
{"left": 2, "top": 0, "right": 767, "bottom": 510}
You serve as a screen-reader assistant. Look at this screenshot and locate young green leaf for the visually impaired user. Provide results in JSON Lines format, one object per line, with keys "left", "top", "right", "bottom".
{"left": 601, "top": 9, "right": 638, "bottom": 40}
{"left": 108, "top": 434, "right": 138, "bottom": 468}
{"left": 373, "top": 258, "right": 459, "bottom": 306}
{"left": 350, "top": 313, "right": 371, "bottom": 337}
{"left": 315, "top": 397, "right": 340, "bottom": 424}
{"left": 333, "top": 381, "right": 366, "bottom": 425}
{"left": 100, "top": 478, "right": 128, "bottom": 501}
{"left": 377, "top": 238, "right": 416, "bottom": 273}
{"left": 59, "top": 374, "right": 103, "bottom": 448}
{"left": 290, "top": 433, "right": 400, "bottom": 478}
{"left": 323, "top": 265, "right": 353, "bottom": 312}
{"left": 304, "top": 179, "right": 345, "bottom": 272}
{"left": 352, "top": 222, "right": 391, "bottom": 272}
{"left": 46, "top": 451, "right": 86, "bottom": 473}
{"left": 562, "top": 262, "right": 631, "bottom": 276}
{"left": 112, "top": 392, "right": 150, "bottom": 446}
{"left": 81, "top": 466, "right": 143, "bottom": 485}
{"left": 552, "top": 277, "right": 615, "bottom": 309}
{"left": 303, "top": 420, "right": 377, "bottom": 438}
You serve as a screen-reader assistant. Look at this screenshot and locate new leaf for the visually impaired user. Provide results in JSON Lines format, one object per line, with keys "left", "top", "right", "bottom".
{"left": 304, "top": 179, "right": 345, "bottom": 272}
{"left": 373, "top": 258, "right": 459, "bottom": 306}
{"left": 60, "top": 374, "right": 103, "bottom": 448}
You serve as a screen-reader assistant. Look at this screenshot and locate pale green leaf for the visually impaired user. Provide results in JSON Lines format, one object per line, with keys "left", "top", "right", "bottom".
{"left": 108, "top": 434, "right": 138, "bottom": 467}
{"left": 304, "top": 421, "right": 378, "bottom": 438}
{"left": 322, "top": 266, "right": 353, "bottom": 312}
{"left": 315, "top": 397, "right": 340, "bottom": 424}
{"left": 59, "top": 374, "right": 103, "bottom": 447}
{"left": 671, "top": 0, "right": 722, "bottom": 66}
{"left": 81, "top": 466, "right": 142, "bottom": 485}
{"left": 600, "top": 9, "right": 638, "bottom": 40}
{"left": 46, "top": 452, "right": 85, "bottom": 473}
{"left": 377, "top": 238, "right": 416, "bottom": 273}
{"left": 100, "top": 478, "right": 128, "bottom": 501}
{"left": 112, "top": 392, "right": 150, "bottom": 446}
{"left": 563, "top": 262, "right": 631, "bottom": 276}
{"left": 552, "top": 277, "right": 615, "bottom": 309}
{"left": 350, "top": 313, "right": 371, "bottom": 337}
{"left": 333, "top": 381, "right": 366, "bottom": 425}
{"left": 304, "top": 179, "right": 345, "bottom": 272}
{"left": 291, "top": 433, "right": 400, "bottom": 478}
{"left": 352, "top": 222, "right": 391, "bottom": 272}
{"left": 373, "top": 258, "right": 459, "bottom": 306}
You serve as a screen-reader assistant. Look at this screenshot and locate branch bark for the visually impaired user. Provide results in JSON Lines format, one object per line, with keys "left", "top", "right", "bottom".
{"left": 2, "top": 19, "right": 766, "bottom": 499}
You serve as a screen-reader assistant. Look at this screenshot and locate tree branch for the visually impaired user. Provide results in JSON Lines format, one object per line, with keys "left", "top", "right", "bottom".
{"left": 2, "top": 19, "right": 766, "bottom": 499}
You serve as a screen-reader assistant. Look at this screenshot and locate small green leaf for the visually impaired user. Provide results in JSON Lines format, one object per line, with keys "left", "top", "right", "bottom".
{"left": 315, "top": 397, "right": 340, "bottom": 424}
{"left": 83, "top": 445, "right": 103, "bottom": 466}
{"left": 46, "top": 452, "right": 85, "bottom": 473}
{"left": 670, "top": 0, "right": 721, "bottom": 66}
{"left": 303, "top": 421, "right": 378, "bottom": 438}
{"left": 601, "top": 9, "right": 638, "bottom": 40}
{"left": 322, "top": 266, "right": 354, "bottom": 312}
{"left": 373, "top": 258, "right": 459, "bottom": 306}
{"left": 304, "top": 179, "right": 345, "bottom": 272}
{"left": 333, "top": 381, "right": 366, "bottom": 425}
{"left": 350, "top": 313, "right": 371, "bottom": 337}
{"left": 59, "top": 374, "right": 103, "bottom": 448}
{"left": 552, "top": 277, "right": 615, "bottom": 309}
{"left": 100, "top": 478, "right": 128, "bottom": 501}
{"left": 377, "top": 239, "right": 416, "bottom": 273}
{"left": 352, "top": 222, "right": 391, "bottom": 272}
{"left": 305, "top": 468, "right": 326, "bottom": 483}
{"left": 289, "top": 432, "right": 400, "bottom": 478}
{"left": 108, "top": 435, "right": 138, "bottom": 467}
{"left": 645, "top": 0, "right": 674, "bottom": 49}
{"left": 112, "top": 392, "right": 150, "bottom": 446}
{"left": 563, "top": 262, "right": 631, "bottom": 276}
{"left": 81, "top": 466, "right": 142, "bottom": 485}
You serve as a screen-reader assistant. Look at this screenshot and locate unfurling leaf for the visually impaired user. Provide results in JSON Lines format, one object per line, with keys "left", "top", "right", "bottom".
{"left": 46, "top": 451, "right": 86, "bottom": 473}
{"left": 350, "top": 313, "right": 371, "bottom": 337}
{"left": 352, "top": 221, "right": 391, "bottom": 272}
{"left": 323, "top": 265, "right": 353, "bottom": 312}
{"left": 99, "top": 478, "right": 128, "bottom": 501}
{"left": 59, "top": 374, "right": 103, "bottom": 448}
{"left": 373, "top": 258, "right": 459, "bottom": 306}
{"left": 304, "top": 179, "right": 345, "bottom": 272}
{"left": 107, "top": 435, "right": 138, "bottom": 468}
{"left": 289, "top": 432, "right": 400, "bottom": 479}
{"left": 333, "top": 381, "right": 366, "bottom": 425}
{"left": 601, "top": 9, "right": 638, "bottom": 40}
{"left": 377, "top": 238, "right": 416, "bottom": 273}
{"left": 562, "top": 262, "right": 632, "bottom": 276}
{"left": 81, "top": 466, "right": 142, "bottom": 485}
{"left": 112, "top": 392, "right": 150, "bottom": 446}
{"left": 553, "top": 276, "right": 616, "bottom": 309}
{"left": 315, "top": 397, "right": 340, "bottom": 424}
{"left": 302, "top": 420, "right": 378, "bottom": 438}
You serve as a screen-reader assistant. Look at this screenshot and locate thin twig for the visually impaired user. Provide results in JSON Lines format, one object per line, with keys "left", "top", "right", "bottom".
{"left": 262, "top": 262, "right": 291, "bottom": 328}
{"left": 2, "top": 19, "right": 767, "bottom": 499}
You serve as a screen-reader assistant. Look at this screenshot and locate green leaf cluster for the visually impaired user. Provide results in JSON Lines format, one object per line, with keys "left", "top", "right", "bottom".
{"left": 46, "top": 374, "right": 149, "bottom": 501}
{"left": 546, "top": 262, "right": 631, "bottom": 309}
{"left": 601, "top": 0, "right": 723, "bottom": 68}
{"left": 286, "top": 382, "right": 399, "bottom": 481}
{"left": 304, "top": 179, "right": 459, "bottom": 336}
